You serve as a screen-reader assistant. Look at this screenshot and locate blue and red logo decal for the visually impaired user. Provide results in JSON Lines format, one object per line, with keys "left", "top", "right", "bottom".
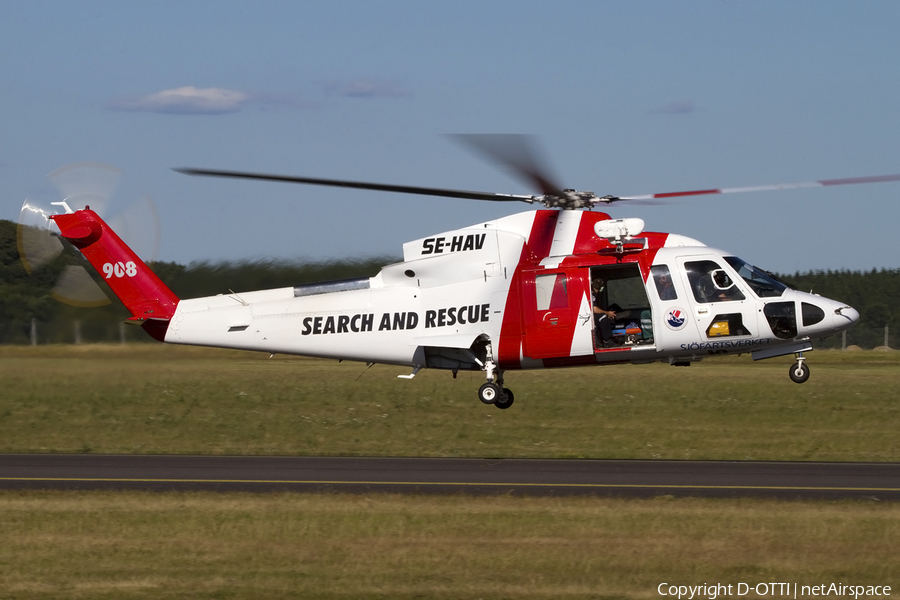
{"left": 665, "top": 308, "right": 687, "bottom": 331}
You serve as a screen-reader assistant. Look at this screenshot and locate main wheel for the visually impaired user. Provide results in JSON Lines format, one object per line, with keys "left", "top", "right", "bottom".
{"left": 494, "top": 388, "right": 515, "bottom": 410}
{"left": 478, "top": 382, "right": 500, "bottom": 404}
{"left": 789, "top": 362, "right": 810, "bottom": 384}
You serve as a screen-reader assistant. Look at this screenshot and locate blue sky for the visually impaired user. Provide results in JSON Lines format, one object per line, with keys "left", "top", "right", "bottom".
{"left": 2, "top": 1, "right": 899, "bottom": 273}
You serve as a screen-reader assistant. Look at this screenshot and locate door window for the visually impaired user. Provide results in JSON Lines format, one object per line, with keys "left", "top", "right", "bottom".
{"left": 535, "top": 273, "right": 568, "bottom": 311}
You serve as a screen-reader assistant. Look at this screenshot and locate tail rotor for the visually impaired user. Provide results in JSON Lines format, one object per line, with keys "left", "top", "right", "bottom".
{"left": 17, "top": 163, "right": 160, "bottom": 307}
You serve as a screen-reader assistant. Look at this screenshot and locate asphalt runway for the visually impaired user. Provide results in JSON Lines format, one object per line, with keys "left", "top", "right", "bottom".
{"left": 1, "top": 454, "right": 899, "bottom": 499}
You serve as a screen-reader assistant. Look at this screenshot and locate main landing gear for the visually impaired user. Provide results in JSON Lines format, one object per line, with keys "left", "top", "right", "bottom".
{"left": 477, "top": 343, "right": 514, "bottom": 409}
{"left": 789, "top": 351, "right": 810, "bottom": 384}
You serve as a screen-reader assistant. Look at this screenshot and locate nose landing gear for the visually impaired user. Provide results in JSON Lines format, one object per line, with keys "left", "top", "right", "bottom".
{"left": 477, "top": 343, "right": 515, "bottom": 409}
{"left": 789, "top": 351, "right": 810, "bottom": 384}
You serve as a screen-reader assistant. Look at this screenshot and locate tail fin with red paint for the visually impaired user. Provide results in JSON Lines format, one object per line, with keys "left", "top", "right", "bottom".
{"left": 51, "top": 208, "right": 179, "bottom": 341}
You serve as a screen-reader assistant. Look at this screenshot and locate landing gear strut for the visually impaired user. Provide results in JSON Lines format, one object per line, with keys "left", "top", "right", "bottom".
{"left": 477, "top": 343, "right": 514, "bottom": 409}
{"left": 789, "top": 351, "right": 810, "bottom": 384}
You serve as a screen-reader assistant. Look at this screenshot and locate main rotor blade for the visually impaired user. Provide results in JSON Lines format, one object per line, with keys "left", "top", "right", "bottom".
{"left": 617, "top": 173, "right": 900, "bottom": 201}
{"left": 174, "top": 168, "right": 537, "bottom": 203}
{"left": 449, "top": 134, "right": 569, "bottom": 198}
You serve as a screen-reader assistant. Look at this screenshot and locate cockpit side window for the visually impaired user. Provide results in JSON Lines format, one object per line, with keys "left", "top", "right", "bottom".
{"left": 651, "top": 265, "right": 678, "bottom": 301}
{"left": 723, "top": 256, "right": 787, "bottom": 298}
{"left": 685, "top": 260, "right": 746, "bottom": 303}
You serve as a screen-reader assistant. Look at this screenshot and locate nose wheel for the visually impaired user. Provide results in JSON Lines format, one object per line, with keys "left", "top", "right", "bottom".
{"left": 478, "top": 382, "right": 501, "bottom": 404}
{"left": 789, "top": 352, "right": 810, "bottom": 384}
{"left": 478, "top": 382, "right": 515, "bottom": 409}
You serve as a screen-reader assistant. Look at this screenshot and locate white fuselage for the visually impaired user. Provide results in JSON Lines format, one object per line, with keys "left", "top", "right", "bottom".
{"left": 163, "top": 210, "right": 859, "bottom": 372}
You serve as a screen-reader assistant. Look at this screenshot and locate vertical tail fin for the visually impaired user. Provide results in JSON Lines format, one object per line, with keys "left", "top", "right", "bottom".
{"left": 51, "top": 208, "right": 179, "bottom": 341}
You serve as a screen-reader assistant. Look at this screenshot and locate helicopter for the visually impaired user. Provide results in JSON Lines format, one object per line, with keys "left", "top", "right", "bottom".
{"left": 36, "top": 136, "right": 899, "bottom": 409}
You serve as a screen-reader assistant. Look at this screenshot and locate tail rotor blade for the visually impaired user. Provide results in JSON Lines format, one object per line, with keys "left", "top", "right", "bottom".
{"left": 18, "top": 162, "right": 157, "bottom": 308}
{"left": 52, "top": 265, "right": 112, "bottom": 307}
{"left": 17, "top": 199, "right": 63, "bottom": 274}
{"left": 106, "top": 195, "right": 161, "bottom": 262}
{"left": 47, "top": 162, "right": 120, "bottom": 215}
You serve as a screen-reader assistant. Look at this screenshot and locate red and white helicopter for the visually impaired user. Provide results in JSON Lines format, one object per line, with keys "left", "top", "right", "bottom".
{"left": 32, "top": 136, "right": 900, "bottom": 409}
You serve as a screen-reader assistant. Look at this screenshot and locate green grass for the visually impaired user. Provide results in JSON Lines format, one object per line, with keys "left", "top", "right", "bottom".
{"left": 2, "top": 346, "right": 898, "bottom": 597}
{"left": 0, "top": 345, "right": 898, "bottom": 460}
{"left": 1, "top": 490, "right": 897, "bottom": 600}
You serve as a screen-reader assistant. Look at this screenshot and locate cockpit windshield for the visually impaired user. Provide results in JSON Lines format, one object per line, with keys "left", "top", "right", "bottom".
{"left": 724, "top": 256, "right": 787, "bottom": 298}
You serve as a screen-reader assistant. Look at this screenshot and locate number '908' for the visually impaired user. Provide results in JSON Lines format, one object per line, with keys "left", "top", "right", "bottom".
{"left": 103, "top": 261, "right": 137, "bottom": 278}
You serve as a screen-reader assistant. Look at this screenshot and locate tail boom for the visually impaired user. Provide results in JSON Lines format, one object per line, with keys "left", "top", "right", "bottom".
{"left": 51, "top": 209, "right": 179, "bottom": 341}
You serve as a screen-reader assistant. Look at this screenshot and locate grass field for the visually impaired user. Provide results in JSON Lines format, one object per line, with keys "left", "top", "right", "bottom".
{"left": 2, "top": 345, "right": 898, "bottom": 598}
{"left": 0, "top": 344, "right": 897, "bottom": 460}
{"left": 1, "top": 490, "right": 898, "bottom": 600}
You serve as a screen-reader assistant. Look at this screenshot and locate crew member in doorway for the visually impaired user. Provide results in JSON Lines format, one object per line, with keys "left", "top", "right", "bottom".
{"left": 591, "top": 278, "right": 615, "bottom": 346}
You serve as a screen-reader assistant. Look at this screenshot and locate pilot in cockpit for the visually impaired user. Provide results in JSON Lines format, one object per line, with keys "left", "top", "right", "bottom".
{"left": 698, "top": 269, "right": 741, "bottom": 302}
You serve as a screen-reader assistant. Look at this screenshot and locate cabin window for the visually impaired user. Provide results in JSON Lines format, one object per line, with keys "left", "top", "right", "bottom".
{"left": 535, "top": 273, "right": 568, "bottom": 311}
{"left": 764, "top": 301, "right": 797, "bottom": 339}
{"left": 724, "top": 256, "right": 787, "bottom": 298}
{"left": 651, "top": 265, "right": 678, "bottom": 301}
{"left": 685, "top": 260, "right": 745, "bottom": 303}
{"left": 802, "top": 302, "right": 825, "bottom": 326}
{"left": 705, "top": 313, "right": 751, "bottom": 338}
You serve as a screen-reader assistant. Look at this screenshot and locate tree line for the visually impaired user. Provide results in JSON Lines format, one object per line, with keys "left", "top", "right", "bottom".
{"left": 2, "top": 218, "right": 897, "bottom": 348}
